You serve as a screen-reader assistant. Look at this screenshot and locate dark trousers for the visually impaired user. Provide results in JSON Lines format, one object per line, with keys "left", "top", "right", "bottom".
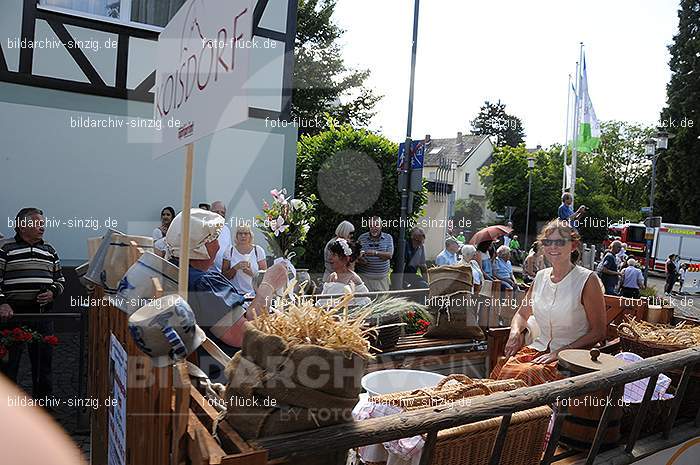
{"left": 0, "top": 318, "right": 54, "bottom": 399}
{"left": 403, "top": 273, "right": 429, "bottom": 289}
{"left": 621, "top": 287, "right": 640, "bottom": 299}
{"left": 665, "top": 273, "right": 677, "bottom": 294}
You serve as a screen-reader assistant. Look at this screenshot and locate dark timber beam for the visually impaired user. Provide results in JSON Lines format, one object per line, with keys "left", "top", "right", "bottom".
{"left": 47, "top": 20, "right": 106, "bottom": 87}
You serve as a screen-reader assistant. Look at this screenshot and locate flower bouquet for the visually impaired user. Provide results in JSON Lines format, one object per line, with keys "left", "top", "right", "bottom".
{"left": 0, "top": 327, "right": 59, "bottom": 361}
{"left": 256, "top": 188, "right": 316, "bottom": 264}
{"left": 403, "top": 309, "right": 432, "bottom": 335}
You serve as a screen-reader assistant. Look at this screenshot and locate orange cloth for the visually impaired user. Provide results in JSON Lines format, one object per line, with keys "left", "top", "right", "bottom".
{"left": 490, "top": 346, "right": 563, "bottom": 386}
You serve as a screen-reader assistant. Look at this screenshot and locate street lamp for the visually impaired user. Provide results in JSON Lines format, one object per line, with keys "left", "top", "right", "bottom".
{"left": 524, "top": 157, "right": 535, "bottom": 250}
{"left": 642, "top": 130, "right": 673, "bottom": 286}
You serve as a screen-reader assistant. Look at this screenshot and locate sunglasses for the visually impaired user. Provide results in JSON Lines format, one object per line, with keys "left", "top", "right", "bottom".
{"left": 541, "top": 238, "right": 571, "bottom": 247}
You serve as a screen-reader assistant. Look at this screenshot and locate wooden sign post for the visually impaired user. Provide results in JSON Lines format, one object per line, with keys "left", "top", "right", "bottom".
{"left": 153, "top": 0, "right": 254, "bottom": 298}
{"left": 178, "top": 143, "right": 194, "bottom": 299}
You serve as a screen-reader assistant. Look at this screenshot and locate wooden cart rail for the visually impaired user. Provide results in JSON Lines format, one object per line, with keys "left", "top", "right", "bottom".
{"left": 251, "top": 347, "right": 700, "bottom": 465}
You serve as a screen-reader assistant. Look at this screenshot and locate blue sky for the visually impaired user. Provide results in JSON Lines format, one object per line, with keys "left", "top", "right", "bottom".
{"left": 333, "top": 0, "right": 680, "bottom": 147}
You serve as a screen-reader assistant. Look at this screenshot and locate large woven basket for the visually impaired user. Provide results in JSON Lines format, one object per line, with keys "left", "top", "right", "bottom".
{"left": 618, "top": 322, "right": 700, "bottom": 418}
{"left": 364, "top": 375, "right": 551, "bottom": 465}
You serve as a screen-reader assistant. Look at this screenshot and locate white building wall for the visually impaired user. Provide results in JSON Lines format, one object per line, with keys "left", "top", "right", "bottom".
{"left": 0, "top": 0, "right": 297, "bottom": 264}
{"left": 0, "top": 83, "right": 297, "bottom": 264}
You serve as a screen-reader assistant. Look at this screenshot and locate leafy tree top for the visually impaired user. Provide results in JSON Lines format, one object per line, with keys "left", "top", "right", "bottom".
{"left": 655, "top": 0, "right": 700, "bottom": 224}
{"left": 293, "top": 0, "right": 381, "bottom": 137}
{"left": 469, "top": 100, "right": 526, "bottom": 148}
{"left": 295, "top": 123, "right": 427, "bottom": 271}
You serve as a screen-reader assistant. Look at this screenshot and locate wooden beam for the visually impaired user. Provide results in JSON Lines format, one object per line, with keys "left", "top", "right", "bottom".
{"left": 418, "top": 430, "right": 438, "bottom": 465}
{"left": 189, "top": 386, "right": 253, "bottom": 454}
{"left": 35, "top": 7, "right": 158, "bottom": 39}
{"left": 251, "top": 347, "right": 700, "bottom": 459}
{"left": 585, "top": 386, "right": 624, "bottom": 465}
{"left": 115, "top": 33, "right": 128, "bottom": 91}
{"left": 625, "top": 374, "right": 659, "bottom": 453}
{"left": 488, "top": 414, "right": 512, "bottom": 465}
{"left": 0, "top": 44, "right": 7, "bottom": 72}
{"left": 663, "top": 364, "right": 694, "bottom": 438}
{"left": 130, "top": 71, "right": 155, "bottom": 100}
{"left": 19, "top": 0, "right": 36, "bottom": 74}
{"left": 541, "top": 403, "right": 568, "bottom": 465}
{"left": 178, "top": 143, "right": 194, "bottom": 299}
{"left": 47, "top": 20, "right": 107, "bottom": 87}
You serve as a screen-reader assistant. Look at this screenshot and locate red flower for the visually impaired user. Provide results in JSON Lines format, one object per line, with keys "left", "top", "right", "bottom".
{"left": 406, "top": 311, "right": 416, "bottom": 319}
{"left": 12, "top": 327, "right": 33, "bottom": 342}
{"left": 417, "top": 319, "right": 430, "bottom": 326}
{"left": 0, "top": 329, "right": 9, "bottom": 337}
{"left": 43, "top": 335, "right": 59, "bottom": 346}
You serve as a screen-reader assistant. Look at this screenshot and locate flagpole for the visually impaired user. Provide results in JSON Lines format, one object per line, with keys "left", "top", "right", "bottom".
{"left": 562, "top": 73, "right": 573, "bottom": 193}
{"left": 570, "top": 42, "right": 584, "bottom": 207}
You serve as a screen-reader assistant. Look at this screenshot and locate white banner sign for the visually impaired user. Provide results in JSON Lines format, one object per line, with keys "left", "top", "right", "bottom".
{"left": 153, "top": 0, "right": 254, "bottom": 158}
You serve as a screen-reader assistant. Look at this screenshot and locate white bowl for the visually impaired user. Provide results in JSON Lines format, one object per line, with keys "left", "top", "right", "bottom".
{"left": 361, "top": 369, "right": 446, "bottom": 397}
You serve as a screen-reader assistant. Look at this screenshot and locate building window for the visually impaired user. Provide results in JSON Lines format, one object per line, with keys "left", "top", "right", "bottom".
{"left": 130, "top": 0, "right": 187, "bottom": 27}
{"left": 428, "top": 171, "right": 436, "bottom": 181}
{"left": 39, "top": 0, "right": 187, "bottom": 29}
{"left": 464, "top": 172, "right": 470, "bottom": 183}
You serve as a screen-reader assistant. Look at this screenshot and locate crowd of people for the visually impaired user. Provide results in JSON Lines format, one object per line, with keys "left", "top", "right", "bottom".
{"left": 1, "top": 191, "right": 686, "bottom": 403}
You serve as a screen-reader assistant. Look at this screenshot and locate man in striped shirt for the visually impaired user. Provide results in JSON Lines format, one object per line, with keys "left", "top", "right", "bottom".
{"left": 356, "top": 216, "right": 394, "bottom": 292}
{"left": 0, "top": 207, "right": 65, "bottom": 400}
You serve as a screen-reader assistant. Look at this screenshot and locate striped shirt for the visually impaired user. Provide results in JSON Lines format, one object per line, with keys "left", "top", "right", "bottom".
{"left": 0, "top": 235, "right": 65, "bottom": 308}
{"left": 356, "top": 232, "right": 394, "bottom": 278}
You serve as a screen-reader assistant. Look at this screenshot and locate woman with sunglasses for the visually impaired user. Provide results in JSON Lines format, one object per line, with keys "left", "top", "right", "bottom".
{"left": 491, "top": 218, "right": 606, "bottom": 386}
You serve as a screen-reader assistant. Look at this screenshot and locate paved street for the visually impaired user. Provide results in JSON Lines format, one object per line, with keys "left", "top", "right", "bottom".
{"left": 647, "top": 274, "right": 700, "bottom": 321}
{"left": 13, "top": 330, "right": 90, "bottom": 458}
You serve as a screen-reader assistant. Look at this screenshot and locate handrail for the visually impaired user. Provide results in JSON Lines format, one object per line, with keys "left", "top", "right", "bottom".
{"left": 251, "top": 347, "right": 700, "bottom": 459}
{"left": 300, "top": 288, "right": 429, "bottom": 301}
{"left": 8, "top": 312, "right": 83, "bottom": 318}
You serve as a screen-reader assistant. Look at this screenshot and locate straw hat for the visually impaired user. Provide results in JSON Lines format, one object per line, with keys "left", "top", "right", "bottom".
{"left": 128, "top": 294, "right": 206, "bottom": 367}
{"left": 165, "top": 208, "right": 224, "bottom": 260}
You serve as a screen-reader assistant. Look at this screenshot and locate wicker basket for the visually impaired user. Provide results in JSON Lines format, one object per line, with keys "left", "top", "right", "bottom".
{"left": 365, "top": 313, "right": 403, "bottom": 352}
{"left": 363, "top": 375, "right": 551, "bottom": 465}
{"left": 431, "top": 405, "right": 551, "bottom": 465}
{"left": 618, "top": 322, "right": 700, "bottom": 418}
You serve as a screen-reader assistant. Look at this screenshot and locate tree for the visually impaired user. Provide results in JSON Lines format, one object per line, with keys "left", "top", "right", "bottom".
{"left": 479, "top": 144, "right": 640, "bottom": 244}
{"left": 293, "top": 0, "right": 381, "bottom": 137}
{"left": 452, "top": 199, "right": 485, "bottom": 232}
{"left": 655, "top": 0, "right": 700, "bottom": 224}
{"left": 295, "top": 124, "right": 427, "bottom": 272}
{"left": 596, "top": 121, "right": 653, "bottom": 211}
{"left": 469, "top": 100, "right": 526, "bottom": 147}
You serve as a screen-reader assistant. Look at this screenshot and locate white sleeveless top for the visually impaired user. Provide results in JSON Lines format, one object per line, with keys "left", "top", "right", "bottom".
{"left": 529, "top": 265, "right": 594, "bottom": 353}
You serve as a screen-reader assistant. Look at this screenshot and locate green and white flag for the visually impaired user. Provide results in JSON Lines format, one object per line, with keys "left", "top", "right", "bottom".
{"left": 577, "top": 57, "right": 600, "bottom": 153}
